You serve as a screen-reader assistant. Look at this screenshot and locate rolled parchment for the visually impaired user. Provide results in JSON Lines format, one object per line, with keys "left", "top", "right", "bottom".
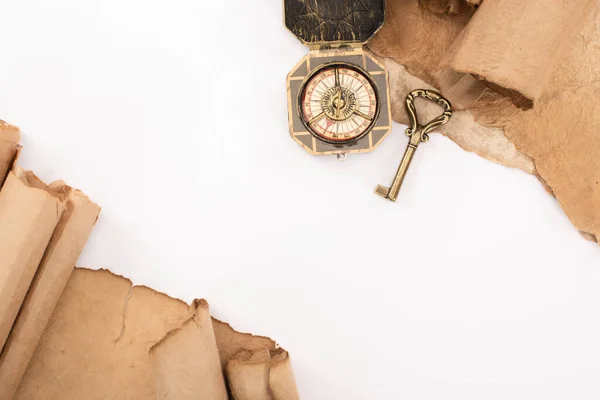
{"left": 213, "top": 318, "right": 276, "bottom": 370}
{"left": 227, "top": 348, "right": 300, "bottom": 400}
{"left": 149, "top": 299, "right": 228, "bottom": 400}
{"left": 0, "top": 186, "right": 99, "bottom": 399}
{"left": 0, "top": 121, "right": 20, "bottom": 188}
{"left": 0, "top": 168, "right": 65, "bottom": 353}
{"left": 445, "top": 0, "right": 596, "bottom": 107}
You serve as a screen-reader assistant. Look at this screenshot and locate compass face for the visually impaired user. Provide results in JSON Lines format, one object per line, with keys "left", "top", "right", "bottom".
{"left": 299, "top": 63, "right": 379, "bottom": 144}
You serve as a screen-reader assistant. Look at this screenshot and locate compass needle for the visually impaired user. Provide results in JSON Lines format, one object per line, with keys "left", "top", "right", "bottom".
{"left": 308, "top": 111, "right": 326, "bottom": 125}
{"left": 354, "top": 110, "right": 373, "bottom": 121}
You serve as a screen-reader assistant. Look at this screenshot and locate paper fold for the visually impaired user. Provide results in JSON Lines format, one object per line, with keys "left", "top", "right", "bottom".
{"left": 149, "top": 299, "right": 229, "bottom": 400}
{"left": 0, "top": 187, "right": 100, "bottom": 399}
{"left": 227, "top": 348, "right": 300, "bottom": 400}
{"left": 0, "top": 121, "right": 20, "bottom": 188}
{"left": 0, "top": 168, "right": 65, "bottom": 353}
{"left": 442, "top": 0, "right": 597, "bottom": 109}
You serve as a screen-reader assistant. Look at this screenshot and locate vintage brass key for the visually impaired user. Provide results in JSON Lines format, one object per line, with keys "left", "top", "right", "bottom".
{"left": 375, "top": 89, "right": 453, "bottom": 202}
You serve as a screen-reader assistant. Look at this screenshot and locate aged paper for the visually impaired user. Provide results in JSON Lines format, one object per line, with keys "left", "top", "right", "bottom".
{"left": 369, "top": 0, "right": 600, "bottom": 242}
{"left": 446, "top": 0, "right": 596, "bottom": 108}
{"left": 15, "top": 268, "right": 298, "bottom": 399}
{"left": 227, "top": 348, "right": 300, "bottom": 400}
{"left": 0, "top": 188, "right": 100, "bottom": 399}
{"left": 15, "top": 268, "right": 193, "bottom": 399}
{"left": 0, "top": 169, "right": 65, "bottom": 353}
{"left": 213, "top": 319, "right": 276, "bottom": 371}
{"left": 383, "top": 59, "right": 534, "bottom": 174}
{"left": 0, "top": 121, "right": 20, "bottom": 188}
{"left": 149, "top": 299, "right": 228, "bottom": 400}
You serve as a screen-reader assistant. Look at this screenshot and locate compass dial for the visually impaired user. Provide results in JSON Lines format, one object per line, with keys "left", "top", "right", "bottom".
{"left": 299, "top": 63, "right": 379, "bottom": 144}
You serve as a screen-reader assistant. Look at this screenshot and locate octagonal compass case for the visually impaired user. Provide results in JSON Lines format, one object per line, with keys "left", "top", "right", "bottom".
{"left": 285, "top": 0, "right": 392, "bottom": 158}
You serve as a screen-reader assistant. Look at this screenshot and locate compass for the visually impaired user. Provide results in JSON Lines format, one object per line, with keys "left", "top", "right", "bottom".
{"left": 284, "top": 0, "right": 392, "bottom": 157}
{"left": 299, "top": 63, "right": 380, "bottom": 145}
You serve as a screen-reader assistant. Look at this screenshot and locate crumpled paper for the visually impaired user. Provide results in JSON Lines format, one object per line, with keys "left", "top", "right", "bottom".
{"left": 369, "top": 0, "right": 600, "bottom": 242}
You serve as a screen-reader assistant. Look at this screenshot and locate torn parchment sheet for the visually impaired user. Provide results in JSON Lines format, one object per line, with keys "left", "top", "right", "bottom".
{"left": 0, "top": 187, "right": 100, "bottom": 399}
{"left": 0, "top": 169, "right": 65, "bottom": 353}
{"left": 369, "top": 0, "right": 600, "bottom": 243}
{"left": 14, "top": 268, "right": 299, "bottom": 399}
{"left": 0, "top": 121, "right": 20, "bottom": 188}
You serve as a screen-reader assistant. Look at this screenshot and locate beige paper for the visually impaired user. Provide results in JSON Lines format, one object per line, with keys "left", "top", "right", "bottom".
{"left": 0, "top": 121, "right": 20, "bottom": 188}
{"left": 268, "top": 349, "right": 300, "bottom": 400}
{"left": 227, "top": 348, "right": 300, "bottom": 400}
{"left": 419, "top": 0, "right": 481, "bottom": 15}
{"left": 370, "top": 0, "right": 600, "bottom": 242}
{"left": 447, "top": 0, "right": 596, "bottom": 108}
{"left": 369, "top": 0, "right": 472, "bottom": 90}
{"left": 383, "top": 59, "right": 535, "bottom": 174}
{"left": 213, "top": 318, "right": 276, "bottom": 370}
{"left": 15, "top": 268, "right": 192, "bottom": 399}
{"left": 0, "top": 168, "right": 65, "bottom": 353}
{"left": 15, "top": 268, "right": 298, "bottom": 399}
{"left": 0, "top": 188, "right": 100, "bottom": 399}
{"left": 149, "top": 299, "right": 228, "bottom": 400}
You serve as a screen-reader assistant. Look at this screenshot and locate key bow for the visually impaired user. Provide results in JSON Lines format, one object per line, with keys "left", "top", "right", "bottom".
{"left": 405, "top": 89, "right": 453, "bottom": 143}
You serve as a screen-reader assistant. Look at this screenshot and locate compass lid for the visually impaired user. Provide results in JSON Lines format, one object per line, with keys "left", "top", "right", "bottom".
{"left": 284, "top": 0, "right": 385, "bottom": 46}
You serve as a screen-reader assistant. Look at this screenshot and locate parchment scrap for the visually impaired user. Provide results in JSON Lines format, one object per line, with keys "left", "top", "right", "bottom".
{"left": 0, "top": 120, "right": 20, "bottom": 188}
{"left": 149, "top": 299, "right": 228, "bottom": 400}
{"left": 268, "top": 349, "right": 300, "bottom": 400}
{"left": 15, "top": 268, "right": 193, "bottom": 399}
{"left": 227, "top": 348, "right": 300, "bottom": 400}
{"left": 213, "top": 318, "right": 276, "bottom": 370}
{"left": 369, "top": 0, "right": 472, "bottom": 89}
{"left": 16, "top": 268, "right": 294, "bottom": 399}
{"left": 0, "top": 188, "right": 100, "bottom": 399}
{"left": 383, "top": 59, "right": 534, "bottom": 174}
{"left": 0, "top": 168, "right": 65, "bottom": 353}
{"left": 227, "top": 348, "right": 272, "bottom": 400}
{"left": 446, "top": 0, "right": 597, "bottom": 108}
{"left": 370, "top": 0, "right": 600, "bottom": 243}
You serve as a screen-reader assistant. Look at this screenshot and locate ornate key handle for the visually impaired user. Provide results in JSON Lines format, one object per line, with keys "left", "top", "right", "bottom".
{"left": 405, "top": 89, "right": 453, "bottom": 143}
{"left": 375, "top": 89, "right": 453, "bottom": 202}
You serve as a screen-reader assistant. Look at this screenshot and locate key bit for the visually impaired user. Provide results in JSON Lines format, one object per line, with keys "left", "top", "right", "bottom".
{"left": 375, "top": 89, "right": 452, "bottom": 202}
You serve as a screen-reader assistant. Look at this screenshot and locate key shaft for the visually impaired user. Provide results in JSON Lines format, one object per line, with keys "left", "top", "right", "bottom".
{"left": 375, "top": 128, "right": 423, "bottom": 202}
{"left": 375, "top": 89, "right": 453, "bottom": 202}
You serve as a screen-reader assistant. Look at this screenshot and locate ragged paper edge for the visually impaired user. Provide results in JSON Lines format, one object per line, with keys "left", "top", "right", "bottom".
{"left": 421, "top": 0, "right": 596, "bottom": 108}
{"left": 149, "top": 299, "right": 229, "bottom": 400}
{"left": 14, "top": 267, "right": 196, "bottom": 399}
{"left": 148, "top": 292, "right": 295, "bottom": 400}
{"left": 21, "top": 267, "right": 296, "bottom": 400}
{"left": 383, "top": 58, "right": 535, "bottom": 174}
{"left": 380, "top": 57, "right": 598, "bottom": 243}
{"left": 0, "top": 188, "right": 100, "bottom": 399}
{"left": 212, "top": 317, "right": 277, "bottom": 371}
{"left": 0, "top": 169, "right": 67, "bottom": 353}
{"left": 227, "top": 348, "right": 300, "bottom": 400}
{"left": 368, "top": 0, "right": 600, "bottom": 244}
{"left": 0, "top": 121, "right": 20, "bottom": 188}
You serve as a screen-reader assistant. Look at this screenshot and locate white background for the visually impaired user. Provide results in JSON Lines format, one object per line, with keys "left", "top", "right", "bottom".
{"left": 2, "top": 1, "right": 600, "bottom": 399}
